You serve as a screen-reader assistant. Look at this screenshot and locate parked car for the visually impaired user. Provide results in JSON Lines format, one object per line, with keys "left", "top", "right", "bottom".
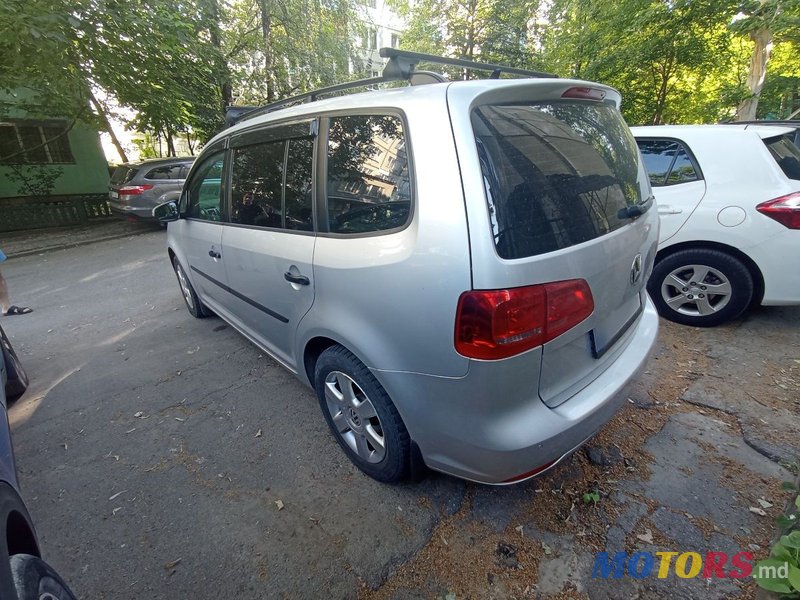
{"left": 108, "top": 157, "right": 194, "bottom": 221}
{"left": 154, "top": 50, "right": 659, "bottom": 485}
{"left": 632, "top": 124, "right": 800, "bottom": 327}
{"left": 0, "top": 325, "right": 76, "bottom": 600}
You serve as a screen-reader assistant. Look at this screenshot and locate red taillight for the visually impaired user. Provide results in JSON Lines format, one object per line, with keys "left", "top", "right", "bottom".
{"left": 502, "top": 460, "right": 557, "bottom": 483}
{"left": 561, "top": 87, "right": 607, "bottom": 101}
{"left": 118, "top": 185, "right": 154, "bottom": 196}
{"left": 455, "top": 279, "right": 594, "bottom": 360}
{"left": 757, "top": 192, "right": 800, "bottom": 229}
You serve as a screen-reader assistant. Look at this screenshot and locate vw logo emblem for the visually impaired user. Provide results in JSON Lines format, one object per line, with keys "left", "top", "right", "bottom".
{"left": 630, "top": 254, "right": 643, "bottom": 285}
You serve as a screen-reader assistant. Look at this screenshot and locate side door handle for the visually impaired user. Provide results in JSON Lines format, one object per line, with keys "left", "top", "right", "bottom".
{"left": 208, "top": 250, "right": 222, "bottom": 259}
{"left": 657, "top": 205, "right": 683, "bottom": 215}
{"left": 284, "top": 271, "right": 310, "bottom": 286}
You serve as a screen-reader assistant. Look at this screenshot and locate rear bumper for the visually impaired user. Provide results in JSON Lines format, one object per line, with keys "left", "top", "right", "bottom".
{"left": 109, "top": 201, "right": 154, "bottom": 220}
{"left": 746, "top": 228, "right": 800, "bottom": 305}
{"left": 373, "top": 296, "right": 659, "bottom": 484}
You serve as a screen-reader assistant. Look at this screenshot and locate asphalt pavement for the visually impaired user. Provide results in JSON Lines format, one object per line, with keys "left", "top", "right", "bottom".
{"left": 1, "top": 230, "right": 798, "bottom": 599}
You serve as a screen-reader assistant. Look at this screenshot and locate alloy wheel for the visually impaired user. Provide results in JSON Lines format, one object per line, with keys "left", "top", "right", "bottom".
{"left": 323, "top": 371, "right": 386, "bottom": 463}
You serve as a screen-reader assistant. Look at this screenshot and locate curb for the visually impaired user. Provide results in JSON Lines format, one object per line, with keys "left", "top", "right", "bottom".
{"left": 7, "top": 230, "right": 158, "bottom": 259}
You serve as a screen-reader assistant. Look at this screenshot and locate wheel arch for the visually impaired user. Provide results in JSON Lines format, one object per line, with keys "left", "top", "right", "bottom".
{"left": 302, "top": 336, "right": 340, "bottom": 387}
{"left": 7, "top": 509, "right": 39, "bottom": 557}
{"left": 656, "top": 240, "right": 765, "bottom": 306}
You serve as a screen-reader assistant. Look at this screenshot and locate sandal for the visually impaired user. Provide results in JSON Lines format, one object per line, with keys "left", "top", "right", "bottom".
{"left": 3, "top": 306, "right": 33, "bottom": 316}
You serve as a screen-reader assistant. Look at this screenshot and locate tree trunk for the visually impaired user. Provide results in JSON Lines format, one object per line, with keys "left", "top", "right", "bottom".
{"left": 258, "top": 0, "right": 276, "bottom": 102}
{"left": 88, "top": 91, "right": 128, "bottom": 163}
{"left": 736, "top": 28, "right": 773, "bottom": 121}
{"left": 201, "top": 0, "right": 233, "bottom": 112}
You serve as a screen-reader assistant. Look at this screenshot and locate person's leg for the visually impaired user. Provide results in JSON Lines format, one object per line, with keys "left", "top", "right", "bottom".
{"left": 0, "top": 269, "right": 9, "bottom": 314}
{"left": 0, "top": 269, "right": 32, "bottom": 315}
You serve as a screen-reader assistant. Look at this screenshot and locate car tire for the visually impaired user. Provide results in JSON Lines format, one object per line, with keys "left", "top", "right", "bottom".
{"left": 314, "top": 345, "right": 410, "bottom": 483}
{"left": 10, "top": 554, "right": 77, "bottom": 600}
{"left": 172, "top": 258, "right": 208, "bottom": 319}
{"left": 648, "top": 248, "right": 753, "bottom": 327}
{"left": 1, "top": 327, "right": 28, "bottom": 402}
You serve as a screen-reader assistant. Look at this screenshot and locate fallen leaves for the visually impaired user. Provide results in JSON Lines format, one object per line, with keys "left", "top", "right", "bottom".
{"left": 164, "top": 558, "right": 182, "bottom": 570}
{"left": 275, "top": 500, "right": 284, "bottom": 510}
{"left": 108, "top": 490, "right": 127, "bottom": 501}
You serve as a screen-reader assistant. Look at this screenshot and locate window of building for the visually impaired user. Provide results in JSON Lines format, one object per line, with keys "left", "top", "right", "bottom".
{"left": 365, "top": 28, "right": 378, "bottom": 50}
{"left": 391, "top": 33, "right": 400, "bottom": 48}
{"left": 326, "top": 114, "right": 411, "bottom": 234}
{"left": 0, "top": 120, "right": 75, "bottom": 165}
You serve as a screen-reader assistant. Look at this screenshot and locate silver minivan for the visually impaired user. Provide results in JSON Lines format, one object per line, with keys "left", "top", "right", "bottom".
{"left": 155, "top": 51, "right": 660, "bottom": 484}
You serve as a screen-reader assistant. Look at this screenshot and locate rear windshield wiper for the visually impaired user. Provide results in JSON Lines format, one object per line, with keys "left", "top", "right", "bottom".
{"left": 618, "top": 195, "right": 654, "bottom": 220}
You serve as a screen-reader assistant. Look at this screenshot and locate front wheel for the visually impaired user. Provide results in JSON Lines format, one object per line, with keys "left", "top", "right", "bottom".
{"left": 172, "top": 258, "right": 208, "bottom": 319}
{"left": 314, "top": 346, "right": 410, "bottom": 483}
{"left": 648, "top": 248, "right": 753, "bottom": 327}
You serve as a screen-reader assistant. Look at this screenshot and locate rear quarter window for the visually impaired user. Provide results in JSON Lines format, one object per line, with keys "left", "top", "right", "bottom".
{"left": 472, "top": 102, "right": 647, "bottom": 259}
{"left": 765, "top": 135, "right": 800, "bottom": 180}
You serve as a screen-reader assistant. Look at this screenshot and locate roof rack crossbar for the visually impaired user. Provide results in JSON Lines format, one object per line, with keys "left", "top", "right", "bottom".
{"left": 225, "top": 47, "right": 557, "bottom": 127}
{"left": 379, "top": 47, "right": 557, "bottom": 80}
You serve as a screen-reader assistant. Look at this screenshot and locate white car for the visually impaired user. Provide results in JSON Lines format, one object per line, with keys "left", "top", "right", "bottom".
{"left": 632, "top": 124, "right": 800, "bottom": 326}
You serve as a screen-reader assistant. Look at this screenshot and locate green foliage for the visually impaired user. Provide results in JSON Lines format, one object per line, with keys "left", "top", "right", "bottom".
{"left": 583, "top": 490, "right": 600, "bottom": 505}
{"left": 5, "top": 164, "right": 64, "bottom": 199}
{"left": 754, "top": 495, "right": 800, "bottom": 597}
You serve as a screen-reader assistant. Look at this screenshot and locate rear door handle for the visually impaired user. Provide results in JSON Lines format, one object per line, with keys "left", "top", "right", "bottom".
{"left": 284, "top": 272, "right": 310, "bottom": 286}
{"left": 657, "top": 205, "right": 683, "bottom": 215}
{"left": 208, "top": 250, "right": 221, "bottom": 259}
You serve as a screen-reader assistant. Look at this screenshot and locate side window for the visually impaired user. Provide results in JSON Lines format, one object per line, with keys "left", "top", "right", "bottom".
{"left": 637, "top": 140, "right": 678, "bottom": 186}
{"left": 186, "top": 152, "right": 224, "bottom": 221}
{"left": 145, "top": 164, "right": 183, "bottom": 180}
{"left": 326, "top": 114, "right": 411, "bottom": 234}
{"left": 637, "top": 139, "right": 699, "bottom": 186}
{"left": 231, "top": 141, "right": 285, "bottom": 228}
{"left": 666, "top": 148, "right": 699, "bottom": 184}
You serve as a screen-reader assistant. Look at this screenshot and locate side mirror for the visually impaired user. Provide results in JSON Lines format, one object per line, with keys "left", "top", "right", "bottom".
{"left": 153, "top": 200, "right": 179, "bottom": 222}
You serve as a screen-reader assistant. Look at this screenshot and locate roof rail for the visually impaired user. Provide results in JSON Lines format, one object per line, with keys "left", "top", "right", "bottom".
{"left": 224, "top": 48, "right": 557, "bottom": 127}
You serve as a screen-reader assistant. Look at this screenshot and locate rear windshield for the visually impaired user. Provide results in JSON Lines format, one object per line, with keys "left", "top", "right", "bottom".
{"left": 764, "top": 135, "right": 800, "bottom": 180}
{"left": 111, "top": 166, "right": 139, "bottom": 185}
{"left": 472, "top": 102, "right": 647, "bottom": 259}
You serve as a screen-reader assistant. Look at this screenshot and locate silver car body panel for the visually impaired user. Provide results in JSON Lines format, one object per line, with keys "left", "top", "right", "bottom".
{"left": 167, "top": 79, "right": 659, "bottom": 483}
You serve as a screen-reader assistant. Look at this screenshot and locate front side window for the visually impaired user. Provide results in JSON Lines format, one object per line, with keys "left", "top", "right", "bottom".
{"left": 231, "top": 141, "right": 285, "bottom": 228}
{"left": 473, "top": 102, "right": 647, "bottom": 259}
{"left": 326, "top": 114, "right": 411, "bottom": 234}
{"left": 637, "top": 139, "right": 699, "bottom": 186}
{"left": 186, "top": 152, "right": 224, "bottom": 222}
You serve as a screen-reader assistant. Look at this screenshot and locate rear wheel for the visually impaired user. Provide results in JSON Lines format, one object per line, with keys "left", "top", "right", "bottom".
{"left": 172, "top": 258, "right": 208, "bottom": 319}
{"left": 648, "top": 248, "right": 753, "bottom": 327}
{"left": 1, "top": 327, "right": 28, "bottom": 401}
{"left": 314, "top": 346, "right": 410, "bottom": 483}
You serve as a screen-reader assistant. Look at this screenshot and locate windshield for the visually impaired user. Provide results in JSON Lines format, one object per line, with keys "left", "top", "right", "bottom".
{"left": 471, "top": 102, "right": 649, "bottom": 260}
{"left": 111, "top": 166, "right": 139, "bottom": 185}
